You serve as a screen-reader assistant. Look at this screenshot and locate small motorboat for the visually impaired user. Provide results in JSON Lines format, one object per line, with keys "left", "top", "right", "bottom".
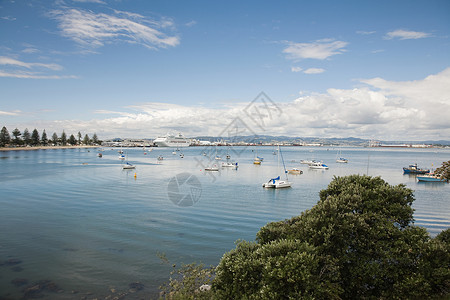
{"left": 205, "top": 165, "right": 219, "bottom": 171}
{"left": 309, "top": 162, "right": 329, "bottom": 169}
{"left": 287, "top": 168, "right": 302, "bottom": 174}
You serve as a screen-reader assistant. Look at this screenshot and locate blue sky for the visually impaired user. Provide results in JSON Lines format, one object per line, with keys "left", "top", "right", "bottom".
{"left": 1, "top": 0, "right": 449, "bottom": 140}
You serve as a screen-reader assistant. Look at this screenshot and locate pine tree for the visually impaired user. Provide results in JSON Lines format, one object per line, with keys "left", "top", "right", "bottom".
{"left": 0, "top": 126, "right": 11, "bottom": 147}
{"left": 92, "top": 133, "right": 99, "bottom": 145}
{"left": 12, "top": 128, "right": 22, "bottom": 145}
{"left": 77, "top": 131, "right": 82, "bottom": 145}
{"left": 68, "top": 134, "right": 77, "bottom": 145}
{"left": 23, "top": 128, "right": 31, "bottom": 145}
{"left": 61, "top": 131, "right": 67, "bottom": 146}
{"left": 41, "top": 130, "right": 48, "bottom": 146}
{"left": 52, "top": 132, "right": 58, "bottom": 145}
{"left": 83, "top": 134, "right": 90, "bottom": 145}
{"left": 31, "top": 129, "right": 40, "bottom": 146}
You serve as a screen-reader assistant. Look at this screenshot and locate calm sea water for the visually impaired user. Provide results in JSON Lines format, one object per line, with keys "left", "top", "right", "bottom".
{"left": 1, "top": 146, "right": 449, "bottom": 299}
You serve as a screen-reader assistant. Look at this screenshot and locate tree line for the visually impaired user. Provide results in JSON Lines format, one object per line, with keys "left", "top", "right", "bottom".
{"left": 0, "top": 126, "right": 100, "bottom": 147}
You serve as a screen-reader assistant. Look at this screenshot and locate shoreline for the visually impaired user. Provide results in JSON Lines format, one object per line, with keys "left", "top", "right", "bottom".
{"left": 0, "top": 145, "right": 100, "bottom": 152}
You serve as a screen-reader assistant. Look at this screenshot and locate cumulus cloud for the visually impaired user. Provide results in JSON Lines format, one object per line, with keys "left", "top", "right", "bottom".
{"left": 283, "top": 39, "right": 348, "bottom": 60}
{"left": 385, "top": 29, "right": 431, "bottom": 40}
{"left": 291, "top": 66, "right": 302, "bottom": 72}
{"left": 9, "top": 68, "right": 450, "bottom": 140}
{"left": 49, "top": 8, "right": 180, "bottom": 50}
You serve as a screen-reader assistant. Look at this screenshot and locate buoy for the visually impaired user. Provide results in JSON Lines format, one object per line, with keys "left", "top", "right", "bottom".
{"left": 134, "top": 173, "right": 137, "bottom": 178}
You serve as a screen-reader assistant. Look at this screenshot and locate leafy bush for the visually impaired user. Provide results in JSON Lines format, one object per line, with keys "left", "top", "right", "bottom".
{"left": 161, "top": 175, "right": 449, "bottom": 299}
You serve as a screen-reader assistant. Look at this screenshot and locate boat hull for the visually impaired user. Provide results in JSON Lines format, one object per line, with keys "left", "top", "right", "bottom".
{"left": 417, "top": 175, "right": 447, "bottom": 182}
{"left": 262, "top": 180, "right": 292, "bottom": 188}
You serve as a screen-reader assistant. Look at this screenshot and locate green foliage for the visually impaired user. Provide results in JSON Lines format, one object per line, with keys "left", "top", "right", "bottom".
{"left": 12, "top": 128, "right": 22, "bottom": 145}
{"left": 160, "top": 263, "right": 215, "bottom": 300}
{"left": 31, "top": 128, "right": 40, "bottom": 146}
{"left": 41, "top": 129, "right": 48, "bottom": 146}
{"left": 23, "top": 128, "right": 31, "bottom": 145}
{"left": 83, "top": 134, "right": 90, "bottom": 145}
{"left": 61, "top": 130, "right": 67, "bottom": 145}
{"left": 435, "top": 160, "right": 450, "bottom": 180}
{"left": 68, "top": 134, "right": 77, "bottom": 145}
{"left": 52, "top": 132, "right": 58, "bottom": 145}
{"left": 212, "top": 175, "right": 449, "bottom": 299}
{"left": 0, "top": 126, "right": 10, "bottom": 146}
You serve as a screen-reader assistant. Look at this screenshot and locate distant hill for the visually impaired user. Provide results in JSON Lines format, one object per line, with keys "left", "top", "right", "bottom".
{"left": 191, "top": 135, "right": 450, "bottom": 146}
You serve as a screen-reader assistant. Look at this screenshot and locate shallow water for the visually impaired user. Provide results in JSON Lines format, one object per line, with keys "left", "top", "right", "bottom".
{"left": 0, "top": 146, "right": 449, "bottom": 298}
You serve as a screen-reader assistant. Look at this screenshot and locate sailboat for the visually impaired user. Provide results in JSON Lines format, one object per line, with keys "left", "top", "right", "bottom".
{"left": 262, "top": 146, "right": 292, "bottom": 188}
{"left": 336, "top": 149, "right": 348, "bottom": 163}
{"left": 122, "top": 153, "right": 136, "bottom": 169}
{"left": 253, "top": 146, "right": 263, "bottom": 164}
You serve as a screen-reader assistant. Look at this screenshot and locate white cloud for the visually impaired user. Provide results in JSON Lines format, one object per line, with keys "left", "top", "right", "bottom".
{"left": 356, "top": 30, "right": 376, "bottom": 35}
{"left": 291, "top": 66, "right": 302, "bottom": 72}
{"left": 0, "top": 110, "right": 20, "bottom": 116}
{"left": 303, "top": 68, "right": 325, "bottom": 74}
{"left": 9, "top": 68, "right": 450, "bottom": 141}
{"left": 283, "top": 39, "right": 348, "bottom": 60}
{"left": 49, "top": 8, "right": 180, "bottom": 50}
{"left": 185, "top": 20, "right": 197, "bottom": 27}
{"left": 72, "top": 0, "right": 106, "bottom": 3}
{"left": 385, "top": 29, "right": 431, "bottom": 40}
{"left": 0, "top": 56, "right": 62, "bottom": 71}
{"left": 0, "top": 56, "right": 76, "bottom": 79}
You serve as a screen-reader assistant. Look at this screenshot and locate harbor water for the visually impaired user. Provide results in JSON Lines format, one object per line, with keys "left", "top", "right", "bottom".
{"left": 0, "top": 146, "right": 449, "bottom": 299}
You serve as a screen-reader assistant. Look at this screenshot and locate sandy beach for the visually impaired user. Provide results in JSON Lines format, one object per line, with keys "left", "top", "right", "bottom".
{"left": 0, "top": 145, "right": 100, "bottom": 152}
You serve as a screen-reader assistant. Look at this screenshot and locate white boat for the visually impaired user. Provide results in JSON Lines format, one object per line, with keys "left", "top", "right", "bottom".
{"left": 417, "top": 174, "right": 448, "bottom": 182}
{"left": 309, "top": 162, "right": 329, "bottom": 169}
{"left": 119, "top": 154, "right": 125, "bottom": 160}
{"left": 222, "top": 162, "right": 238, "bottom": 168}
{"left": 336, "top": 149, "right": 348, "bottom": 163}
{"left": 122, "top": 162, "right": 136, "bottom": 169}
{"left": 205, "top": 165, "right": 219, "bottom": 171}
{"left": 287, "top": 168, "right": 302, "bottom": 175}
{"left": 300, "top": 159, "right": 317, "bottom": 165}
{"left": 180, "top": 153, "right": 184, "bottom": 158}
{"left": 262, "top": 146, "right": 292, "bottom": 189}
{"left": 153, "top": 133, "right": 191, "bottom": 147}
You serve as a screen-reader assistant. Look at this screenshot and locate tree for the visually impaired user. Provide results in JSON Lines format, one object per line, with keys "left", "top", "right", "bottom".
{"left": 0, "top": 126, "right": 11, "bottom": 147}
{"left": 83, "top": 134, "right": 90, "bottom": 145}
{"left": 12, "top": 128, "right": 22, "bottom": 145}
{"left": 22, "top": 128, "right": 31, "bottom": 145}
{"left": 52, "top": 132, "right": 58, "bottom": 146}
{"left": 435, "top": 160, "right": 450, "bottom": 180}
{"left": 31, "top": 128, "right": 40, "bottom": 146}
{"left": 60, "top": 131, "right": 67, "bottom": 146}
{"left": 92, "top": 133, "right": 99, "bottom": 145}
{"left": 212, "top": 175, "right": 449, "bottom": 299}
{"left": 68, "top": 134, "right": 77, "bottom": 146}
{"left": 41, "top": 130, "right": 48, "bottom": 146}
{"left": 77, "top": 131, "right": 82, "bottom": 145}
